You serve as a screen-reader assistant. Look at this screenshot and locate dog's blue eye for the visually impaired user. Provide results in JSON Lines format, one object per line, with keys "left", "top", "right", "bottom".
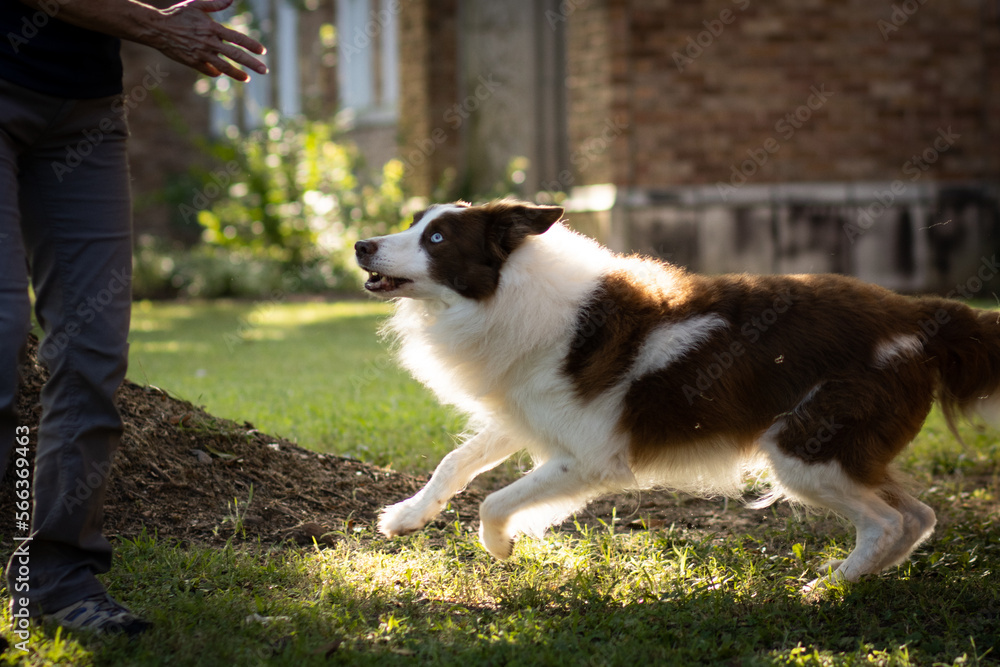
{"left": 430, "top": 232, "right": 444, "bottom": 244}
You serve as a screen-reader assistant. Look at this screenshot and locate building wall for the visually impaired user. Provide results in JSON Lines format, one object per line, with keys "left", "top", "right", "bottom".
{"left": 123, "top": 0, "right": 1000, "bottom": 293}
{"left": 563, "top": 0, "right": 616, "bottom": 189}
{"left": 561, "top": 0, "right": 1000, "bottom": 292}
{"left": 397, "top": 0, "right": 461, "bottom": 196}
{"left": 571, "top": 0, "right": 1000, "bottom": 189}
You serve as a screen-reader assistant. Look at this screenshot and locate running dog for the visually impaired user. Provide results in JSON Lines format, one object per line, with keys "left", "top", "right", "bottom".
{"left": 355, "top": 199, "right": 1000, "bottom": 589}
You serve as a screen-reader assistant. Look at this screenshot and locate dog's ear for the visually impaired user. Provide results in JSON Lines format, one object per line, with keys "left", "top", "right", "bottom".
{"left": 508, "top": 204, "right": 564, "bottom": 236}
{"left": 490, "top": 203, "right": 564, "bottom": 257}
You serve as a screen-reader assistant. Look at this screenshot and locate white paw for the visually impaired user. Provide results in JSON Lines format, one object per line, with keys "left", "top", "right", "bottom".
{"left": 479, "top": 521, "right": 515, "bottom": 560}
{"left": 378, "top": 498, "right": 436, "bottom": 537}
{"left": 802, "top": 567, "right": 846, "bottom": 595}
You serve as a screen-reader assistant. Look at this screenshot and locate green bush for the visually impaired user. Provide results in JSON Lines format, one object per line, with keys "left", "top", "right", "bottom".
{"left": 137, "top": 112, "right": 411, "bottom": 299}
{"left": 132, "top": 240, "right": 355, "bottom": 299}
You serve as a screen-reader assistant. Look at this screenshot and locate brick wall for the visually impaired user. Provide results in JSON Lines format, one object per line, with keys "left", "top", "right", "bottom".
{"left": 568, "top": 0, "right": 1000, "bottom": 190}
{"left": 558, "top": 0, "right": 1000, "bottom": 292}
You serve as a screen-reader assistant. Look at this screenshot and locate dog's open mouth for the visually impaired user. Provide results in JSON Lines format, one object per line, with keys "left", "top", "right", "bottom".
{"left": 364, "top": 272, "right": 413, "bottom": 293}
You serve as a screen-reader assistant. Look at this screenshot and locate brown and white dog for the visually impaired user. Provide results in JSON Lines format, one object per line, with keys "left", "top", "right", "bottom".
{"left": 355, "top": 199, "right": 1000, "bottom": 589}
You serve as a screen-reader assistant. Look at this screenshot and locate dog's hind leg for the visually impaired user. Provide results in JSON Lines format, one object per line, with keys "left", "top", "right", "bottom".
{"left": 761, "top": 363, "right": 937, "bottom": 590}
{"left": 764, "top": 437, "right": 936, "bottom": 590}
{"left": 801, "top": 485, "right": 933, "bottom": 590}
{"left": 870, "top": 486, "right": 936, "bottom": 570}
{"left": 379, "top": 428, "right": 520, "bottom": 538}
{"left": 763, "top": 442, "right": 908, "bottom": 590}
{"left": 478, "top": 457, "right": 629, "bottom": 559}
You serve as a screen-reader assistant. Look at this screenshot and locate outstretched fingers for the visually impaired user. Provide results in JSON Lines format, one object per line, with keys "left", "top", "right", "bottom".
{"left": 210, "top": 39, "right": 267, "bottom": 80}
{"left": 157, "top": 0, "right": 267, "bottom": 80}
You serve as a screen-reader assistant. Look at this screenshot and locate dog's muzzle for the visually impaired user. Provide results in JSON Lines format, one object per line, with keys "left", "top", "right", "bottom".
{"left": 355, "top": 239, "right": 413, "bottom": 293}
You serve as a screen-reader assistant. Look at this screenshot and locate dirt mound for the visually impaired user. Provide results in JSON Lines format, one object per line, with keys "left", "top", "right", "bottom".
{"left": 0, "top": 335, "right": 482, "bottom": 550}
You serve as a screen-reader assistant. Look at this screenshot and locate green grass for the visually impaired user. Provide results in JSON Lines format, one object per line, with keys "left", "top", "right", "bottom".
{"left": 3, "top": 493, "right": 997, "bottom": 666}
{"left": 124, "top": 299, "right": 465, "bottom": 471}
{"left": 3, "top": 300, "right": 998, "bottom": 666}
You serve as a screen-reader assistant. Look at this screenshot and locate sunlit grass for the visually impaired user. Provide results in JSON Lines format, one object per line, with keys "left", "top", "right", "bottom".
{"left": 126, "top": 299, "right": 464, "bottom": 471}
{"left": 4, "top": 490, "right": 995, "bottom": 666}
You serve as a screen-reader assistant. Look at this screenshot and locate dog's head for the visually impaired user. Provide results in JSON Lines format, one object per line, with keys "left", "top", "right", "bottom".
{"left": 355, "top": 200, "right": 564, "bottom": 301}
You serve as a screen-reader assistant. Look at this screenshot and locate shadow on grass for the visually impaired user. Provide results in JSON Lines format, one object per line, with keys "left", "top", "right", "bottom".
{"left": 6, "top": 530, "right": 993, "bottom": 667}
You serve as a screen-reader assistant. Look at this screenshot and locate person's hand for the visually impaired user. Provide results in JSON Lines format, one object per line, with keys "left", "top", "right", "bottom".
{"left": 151, "top": 0, "right": 267, "bottom": 81}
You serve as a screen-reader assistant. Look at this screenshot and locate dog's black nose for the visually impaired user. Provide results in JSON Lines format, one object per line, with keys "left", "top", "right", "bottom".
{"left": 355, "top": 239, "right": 377, "bottom": 259}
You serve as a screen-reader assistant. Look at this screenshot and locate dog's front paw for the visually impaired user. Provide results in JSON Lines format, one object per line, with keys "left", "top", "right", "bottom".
{"left": 816, "top": 559, "right": 844, "bottom": 575}
{"left": 801, "top": 566, "right": 846, "bottom": 596}
{"left": 378, "top": 498, "right": 434, "bottom": 537}
{"left": 479, "top": 521, "right": 515, "bottom": 560}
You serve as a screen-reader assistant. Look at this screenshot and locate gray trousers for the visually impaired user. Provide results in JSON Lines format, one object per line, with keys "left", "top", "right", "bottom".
{"left": 1, "top": 77, "right": 132, "bottom": 615}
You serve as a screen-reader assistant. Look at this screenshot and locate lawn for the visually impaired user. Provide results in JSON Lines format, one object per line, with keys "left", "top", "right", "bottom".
{"left": 2, "top": 300, "right": 998, "bottom": 666}
{"left": 124, "top": 299, "right": 466, "bottom": 471}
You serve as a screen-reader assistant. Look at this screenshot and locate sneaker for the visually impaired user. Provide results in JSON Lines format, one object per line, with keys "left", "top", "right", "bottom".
{"left": 41, "top": 593, "right": 151, "bottom": 636}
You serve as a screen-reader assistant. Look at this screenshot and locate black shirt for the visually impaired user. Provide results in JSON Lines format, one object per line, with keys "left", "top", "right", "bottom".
{"left": 0, "top": 2, "right": 123, "bottom": 99}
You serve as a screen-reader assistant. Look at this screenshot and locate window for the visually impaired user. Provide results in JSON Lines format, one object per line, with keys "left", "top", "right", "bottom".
{"left": 206, "top": 0, "right": 301, "bottom": 134}
{"left": 336, "top": 0, "right": 398, "bottom": 124}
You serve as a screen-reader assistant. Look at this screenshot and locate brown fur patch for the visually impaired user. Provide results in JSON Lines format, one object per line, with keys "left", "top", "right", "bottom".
{"left": 564, "top": 271, "right": 664, "bottom": 399}
{"left": 565, "top": 267, "right": 1000, "bottom": 486}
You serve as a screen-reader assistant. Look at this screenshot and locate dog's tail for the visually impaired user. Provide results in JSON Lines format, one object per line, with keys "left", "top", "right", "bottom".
{"left": 923, "top": 300, "right": 1000, "bottom": 433}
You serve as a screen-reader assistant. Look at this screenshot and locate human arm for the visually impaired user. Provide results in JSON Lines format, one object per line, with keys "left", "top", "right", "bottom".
{"left": 17, "top": 0, "right": 267, "bottom": 81}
